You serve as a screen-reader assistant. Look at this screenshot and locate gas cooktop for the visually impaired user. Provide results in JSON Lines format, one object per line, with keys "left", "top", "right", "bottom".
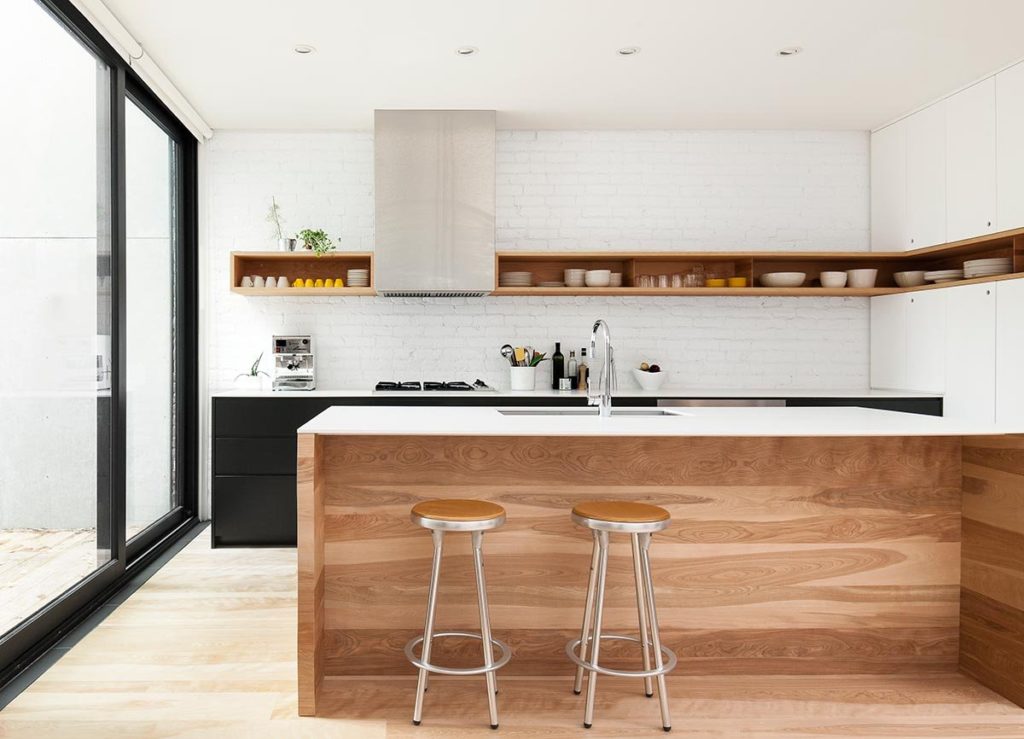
{"left": 373, "top": 380, "right": 495, "bottom": 392}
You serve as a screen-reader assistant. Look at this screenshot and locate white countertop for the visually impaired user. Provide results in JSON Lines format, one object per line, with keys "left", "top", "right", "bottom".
{"left": 214, "top": 386, "right": 940, "bottom": 399}
{"left": 298, "top": 405, "right": 1013, "bottom": 437}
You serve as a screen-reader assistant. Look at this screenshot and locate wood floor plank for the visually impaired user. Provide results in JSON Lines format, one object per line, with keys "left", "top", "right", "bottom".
{"left": 1, "top": 534, "right": 1020, "bottom": 738}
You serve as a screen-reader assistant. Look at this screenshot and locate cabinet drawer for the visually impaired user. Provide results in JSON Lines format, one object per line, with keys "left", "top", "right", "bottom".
{"left": 212, "top": 476, "right": 296, "bottom": 547}
{"left": 214, "top": 398, "right": 335, "bottom": 437}
{"left": 215, "top": 437, "right": 295, "bottom": 475}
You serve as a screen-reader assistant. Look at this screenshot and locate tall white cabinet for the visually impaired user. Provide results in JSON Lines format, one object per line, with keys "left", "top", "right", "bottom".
{"left": 870, "top": 122, "right": 907, "bottom": 251}
{"left": 906, "top": 103, "right": 947, "bottom": 250}
{"left": 946, "top": 78, "right": 997, "bottom": 242}
{"left": 943, "top": 284, "right": 996, "bottom": 422}
{"left": 997, "top": 62, "right": 1024, "bottom": 230}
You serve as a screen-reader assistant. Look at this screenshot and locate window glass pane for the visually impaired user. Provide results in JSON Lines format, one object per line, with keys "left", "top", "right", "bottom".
{"left": 125, "top": 99, "right": 177, "bottom": 536}
{"left": 0, "top": 0, "right": 112, "bottom": 635}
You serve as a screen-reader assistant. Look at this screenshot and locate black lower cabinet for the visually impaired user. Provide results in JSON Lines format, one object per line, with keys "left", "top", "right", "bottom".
{"left": 211, "top": 393, "right": 942, "bottom": 548}
{"left": 212, "top": 475, "right": 297, "bottom": 547}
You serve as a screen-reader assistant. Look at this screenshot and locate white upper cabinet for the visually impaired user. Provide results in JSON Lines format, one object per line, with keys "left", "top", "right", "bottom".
{"left": 997, "top": 62, "right": 1024, "bottom": 230}
{"left": 870, "top": 121, "right": 907, "bottom": 251}
{"left": 906, "top": 103, "right": 947, "bottom": 250}
{"left": 996, "top": 279, "right": 1024, "bottom": 426}
{"left": 946, "top": 78, "right": 998, "bottom": 242}
{"left": 944, "top": 282, "right": 996, "bottom": 423}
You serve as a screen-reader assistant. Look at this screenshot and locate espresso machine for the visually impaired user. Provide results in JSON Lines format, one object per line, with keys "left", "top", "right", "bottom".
{"left": 272, "top": 335, "right": 316, "bottom": 391}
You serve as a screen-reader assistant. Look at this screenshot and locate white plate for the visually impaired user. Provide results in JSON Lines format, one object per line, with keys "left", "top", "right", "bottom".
{"left": 759, "top": 272, "right": 806, "bottom": 288}
{"left": 963, "top": 258, "right": 1011, "bottom": 267}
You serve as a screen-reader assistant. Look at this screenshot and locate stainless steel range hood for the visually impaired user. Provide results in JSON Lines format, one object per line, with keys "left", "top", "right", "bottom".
{"left": 374, "top": 110, "right": 496, "bottom": 297}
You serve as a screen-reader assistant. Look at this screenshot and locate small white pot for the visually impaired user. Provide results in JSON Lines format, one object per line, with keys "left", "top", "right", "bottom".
{"left": 234, "top": 374, "right": 266, "bottom": 391}
{"left": 846, "top": 268, "right": 878, "bottom": 288}
{"left": 819, "top": 271, "right": 848, "bottom": 288}
{"left": 509, "top": 366, "right": 537, "bottom": 391}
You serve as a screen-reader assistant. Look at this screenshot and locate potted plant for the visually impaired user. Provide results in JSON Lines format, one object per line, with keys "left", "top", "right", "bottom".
{"left": 267, "top": 197, "right": 297, "bottom": 251}
{"left": 234, "top": 352, "right": 270, "bottom": 390}
{"left": 298, "top": 228, "right": 334, "bottom": 256}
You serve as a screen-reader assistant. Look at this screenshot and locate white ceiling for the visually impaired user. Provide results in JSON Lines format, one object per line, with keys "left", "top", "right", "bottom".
{"left": 103, "top": 0, "right": 1024, "bottom": 131}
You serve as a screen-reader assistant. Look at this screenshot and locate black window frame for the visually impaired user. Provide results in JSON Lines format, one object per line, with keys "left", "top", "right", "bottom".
{"left": 0, "top": 0, "right": 199, "bottom": 688}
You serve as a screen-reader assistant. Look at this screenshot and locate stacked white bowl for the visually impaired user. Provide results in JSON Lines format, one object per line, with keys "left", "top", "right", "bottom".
{"left": 564, "top": 269, "right": 586, "bottom": 288}
{"left": 499, "top": 271, "right": 533, "bottom": 287}
{"left": 347, "top": 268, "right": 370, "bottom": 287}
{"left": 964, "top": 257, "right": 1012, "bottom": 279}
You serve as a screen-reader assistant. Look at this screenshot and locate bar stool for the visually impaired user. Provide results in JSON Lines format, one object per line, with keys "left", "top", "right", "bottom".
{"left": 565, "top": 501, "right": 676, "bottom": 731}
{"left": 405, "top": 499, "right": 511, "bottom": 729}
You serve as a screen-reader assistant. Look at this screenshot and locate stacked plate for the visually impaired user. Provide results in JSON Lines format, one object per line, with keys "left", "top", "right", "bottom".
{"left": 564, "top": 269, "right": 586, "bottom": 288}
{"left": 347, "top": 268, "right": 370, "bottom": 287}
{"left": 538, "top": 280, "right": 565, "bottom": 288}
{"left": 923, "top": 269, "right": 964, "bottom": 284}
{"left": 964, "top": 257, "right": 1012, "bottom": 279}
{"left": 499, "top": 271, "right": 533, "bottom": 287}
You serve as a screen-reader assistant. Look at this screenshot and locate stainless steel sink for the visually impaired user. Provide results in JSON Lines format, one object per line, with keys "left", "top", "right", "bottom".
{"left": 498, "top": 409, "right": 678, "bottom": 417}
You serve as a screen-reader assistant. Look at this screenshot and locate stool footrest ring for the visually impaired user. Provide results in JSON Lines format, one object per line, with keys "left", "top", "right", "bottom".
{"left": 405, "top": 631, "right": 512, "bottom": 677}
{"left": 566, "top": 634, "right": 677, "bottom": 679}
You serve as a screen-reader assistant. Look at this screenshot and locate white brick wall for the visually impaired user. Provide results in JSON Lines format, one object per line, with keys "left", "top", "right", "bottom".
{"left": 204, "top": 129, "right": 870, "bottom": 392}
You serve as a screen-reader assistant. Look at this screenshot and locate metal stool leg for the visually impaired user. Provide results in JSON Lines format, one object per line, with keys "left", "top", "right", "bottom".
{"left": 640, "top": 533, "right": 672, "bottom": 732}
{"left": 631, "top": 533, "right": 654, "bottom": 698}
{"left": 413, "top": 530, "right": 444, "bottom": 726}
{"left": 583, "top": 530, "right": 610, "bottom": 729}
{"left": 573, "top": 532, "right": 601, "bottom": 695}
{"left": 471, "top": 531, "right": 500, "bottom": 730}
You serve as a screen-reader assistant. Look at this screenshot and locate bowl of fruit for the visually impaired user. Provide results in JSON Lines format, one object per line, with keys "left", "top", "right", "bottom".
{"left": 632, "top": 362, "right": 666, "bottom": 391}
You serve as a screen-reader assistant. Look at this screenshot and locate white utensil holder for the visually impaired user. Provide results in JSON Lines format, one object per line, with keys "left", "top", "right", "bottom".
{"left": 509, "top": 366, "right": 536, "bottom": 391}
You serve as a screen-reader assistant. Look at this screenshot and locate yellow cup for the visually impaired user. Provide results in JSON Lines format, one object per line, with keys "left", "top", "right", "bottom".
{"left": 335, "top": 277, "right": 345, "bottom": 288}
{"left": 314, "top": 278, "right": 324, "bottom": 288}
{"left": 292, "top": 278, "right": 304, "bottom": 288}
{"left": 324, "top": 278, "right": 334, "bottom": 288}
{"left": 705, "top": 278, "right": 726, "bottom": 288}
{"left": 304, "top": 278, "right": 314, "bottom": 288}
{"left": 727, "top": 276, "right": 748, "bottom": 288}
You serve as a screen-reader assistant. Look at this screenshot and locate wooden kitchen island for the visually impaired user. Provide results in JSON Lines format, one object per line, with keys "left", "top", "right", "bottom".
{"left": 296, "top": 405, "right": 1024, "bottom": 724}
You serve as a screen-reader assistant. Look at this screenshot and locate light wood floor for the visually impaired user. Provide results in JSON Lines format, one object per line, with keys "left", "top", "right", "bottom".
{"left": 2, "top": 534, "right": 1023, "bottom": 738}
{"left": 0, "top": 529, "right": 101, "bottom": 637}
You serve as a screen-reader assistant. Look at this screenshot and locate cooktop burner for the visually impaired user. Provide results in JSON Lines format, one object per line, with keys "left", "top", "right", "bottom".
{"left": 374, "top": 380, "right": 493, "bottom": 392}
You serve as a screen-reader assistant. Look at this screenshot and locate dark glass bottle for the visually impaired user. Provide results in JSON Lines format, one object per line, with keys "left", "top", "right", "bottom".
{"left": 551, "top": 342, "right": 564, "bottom": 389}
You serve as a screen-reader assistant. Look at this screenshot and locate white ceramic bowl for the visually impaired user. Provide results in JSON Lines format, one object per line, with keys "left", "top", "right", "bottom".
{"left": 846, "top": 268, "right": 878, "bottom": 288}
{"left": 759, "top": 272, "right": 806, "bottom": 288}
{"left": 609, "top": 272, "right": 623, "bottom": 287}
{"left": 632, "top": 368, "right": 667, "bottom": 391}
{"left": 819, "top": 271, "right": 848, "bottom": 288}
{"left": 585, "top": 269, "right": 612, "bottom": 287}
{"left": 894, "top": 270, "right": 926, "bottom": 287}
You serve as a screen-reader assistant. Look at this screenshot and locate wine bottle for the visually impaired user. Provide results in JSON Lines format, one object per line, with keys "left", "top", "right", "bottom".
{"left": 551, "top": 342, "right": 564, "bottom": 389}
{"left": 578, "top": 347, "right": 588, "bottom": 391}
{"left": 567, "top": 350, "right": 578, "bottom": 390}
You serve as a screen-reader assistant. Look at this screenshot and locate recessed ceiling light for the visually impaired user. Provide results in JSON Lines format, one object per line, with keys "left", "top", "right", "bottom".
{"left": 617, "top": 46, "right": 641, "bottom": 56}
{"left": 293, "top": 44, "right": 316, "bottom": 55}
{"left": 455, "top": 46, "right": 478, "bottom": 56}
{"left": 776, "top": 46, "right": 802, "bottom": 57}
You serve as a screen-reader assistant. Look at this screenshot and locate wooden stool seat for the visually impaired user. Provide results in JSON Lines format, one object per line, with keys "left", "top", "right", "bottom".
{"left": 412, "top": 499, "right": 506, "bottom": 522}
{"left": 572, "top": 501, "right": 670, "bottom": 527}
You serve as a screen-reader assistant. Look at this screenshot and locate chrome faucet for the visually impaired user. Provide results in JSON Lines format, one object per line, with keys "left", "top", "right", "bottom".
{"left": 588, "top": 319, "right": 616, "bottom": 418}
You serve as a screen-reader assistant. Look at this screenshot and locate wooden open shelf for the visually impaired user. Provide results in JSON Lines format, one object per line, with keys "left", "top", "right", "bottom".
{"left": 494, "top": 227, "right": 1024, "bottom": 296}
{"left": 231, "top": 251, "right": 374, "bottom": 295}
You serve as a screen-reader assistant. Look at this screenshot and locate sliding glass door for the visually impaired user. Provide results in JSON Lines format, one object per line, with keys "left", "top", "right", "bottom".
{"left": 0, "top": 0, "right": 197, "bottom": 683}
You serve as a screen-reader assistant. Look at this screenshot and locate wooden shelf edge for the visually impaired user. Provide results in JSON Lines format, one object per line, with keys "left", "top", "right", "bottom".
{"left": 231, "top": 250, "right": 373, "bottom": 259}
{"left": 231, "top": 287, "right": 377, "bottom": 296}
{"left": 490, "top": 286, "right": 899, "bottom": 297}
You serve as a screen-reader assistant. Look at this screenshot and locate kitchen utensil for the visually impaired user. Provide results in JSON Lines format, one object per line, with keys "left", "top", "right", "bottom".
{"left": 894, "top": 270, "right": 926, "bottom": 287}
{"left": 819, "top": 271, "right": 848, "bottom": 288}
{"left": 514, "top": 346, "right": 527, "bottom": 366}
{"left": 846, "top": 269, "right": 878, "bottom": 288}
{"left": 500, "top": 344, "right": 514, "bottom": 365}
{"left": 528, "top": 351, "right": 547, "bottom": 367}
{"left": 759, "top": 272, "right": 806, "bottom": 288}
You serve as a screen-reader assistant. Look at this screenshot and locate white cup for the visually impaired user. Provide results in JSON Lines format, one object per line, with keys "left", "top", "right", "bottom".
{"left": 819, "top": 271, "right": 848, "bottom": 288}
{"left": 265, "top": 276, "right": 277, "bottom": 289}
{"left": 509, "top": 366, "right": 536, "bottom": 391}
{"left": 240, "top": 275, "right": 254, "bottom": 288}
{"left": 253, "top": 276, "right": 265, "bottom": 288}
{"left": 278, "top": 275, "right": 288, "bottom": 288}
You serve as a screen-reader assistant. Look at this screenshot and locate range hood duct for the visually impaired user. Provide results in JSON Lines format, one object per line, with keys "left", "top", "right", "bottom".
{"left": 374, "top": 110, "right": 496, "bottom": 297}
